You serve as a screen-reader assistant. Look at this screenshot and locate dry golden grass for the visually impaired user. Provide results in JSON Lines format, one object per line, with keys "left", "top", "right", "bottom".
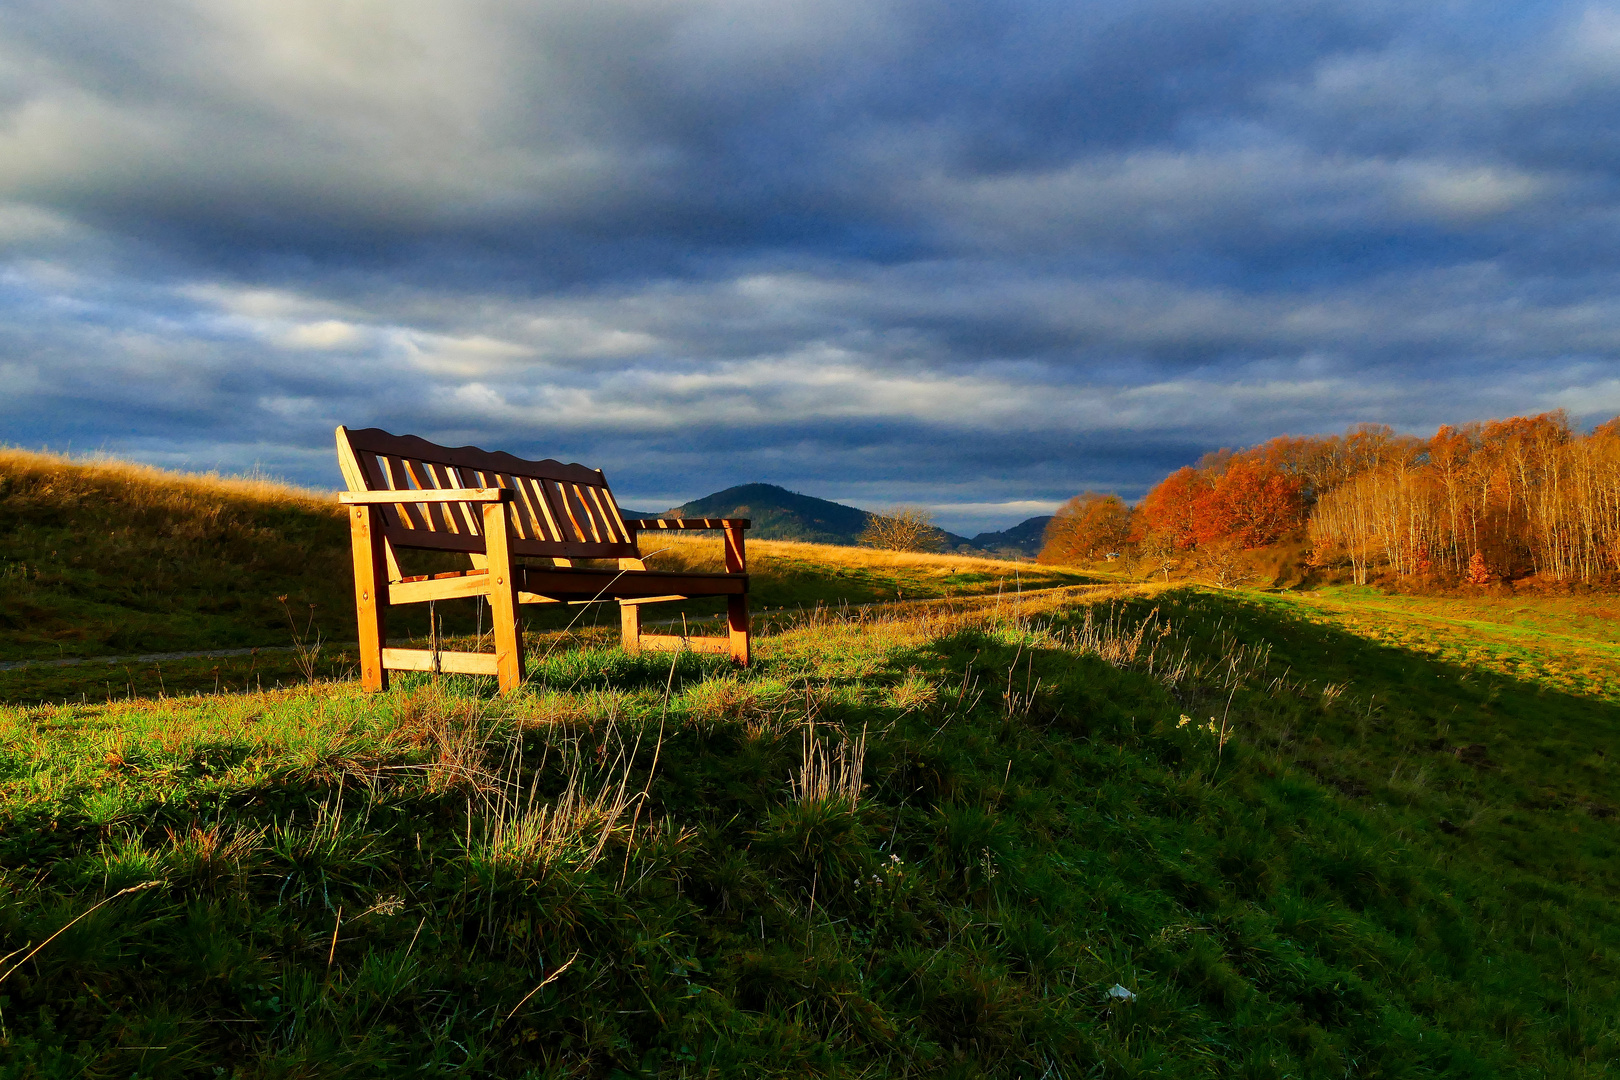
{"left": 1, "top": 446, "right": 360, "bottom": 664}
{"left": 638, "top": 531, "right": 1041, "bottom": 573}
{"left": 0, "top": 446, "right": 339, "bottom": 514}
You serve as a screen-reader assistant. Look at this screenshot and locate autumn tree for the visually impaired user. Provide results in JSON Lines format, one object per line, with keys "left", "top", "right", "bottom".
{"left": 858, "top": 506, "right": 945, "bottom": 552}
{"left": 1138, "top": 530, "right": 1180, "bottom": 582}
{"left": 1191, "top": 460, "right": 1306, "bottom": 548}
{"left": 1198, "top": 538, "right": 1255, "bottom": 589}
{"left": 1138, "top": 467, "right": 1208, "bottom": 549}
{"left": 1039, "top": 492, "right": 1133, "bottom": 564}
{"left": 1310, "top": 411, "right": 1620, "bottom": 584}
{"left": 1136, "top": 412, "right": 1620, "bottom": 586}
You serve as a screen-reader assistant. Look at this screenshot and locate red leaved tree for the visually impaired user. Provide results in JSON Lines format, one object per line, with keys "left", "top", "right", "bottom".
{"left": 1190, "top": 460, "right": 1306, "bottom": 548}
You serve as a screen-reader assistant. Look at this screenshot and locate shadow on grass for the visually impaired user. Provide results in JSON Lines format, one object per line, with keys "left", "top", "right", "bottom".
{"left": 2, "top": 589, "right": 1619, "bottom": 1075}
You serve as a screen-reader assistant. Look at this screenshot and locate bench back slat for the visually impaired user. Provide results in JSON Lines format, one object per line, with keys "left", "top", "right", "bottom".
{"left": 337, "top": 426, "right": 639, "bottom": 561}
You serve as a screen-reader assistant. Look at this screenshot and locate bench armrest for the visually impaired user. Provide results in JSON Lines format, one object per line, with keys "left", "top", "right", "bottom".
{"left": 339, "top": 488, "right": 514, "bottom": 505}
{"left": 628, "top": 518, "right": 749, "bottom": 572}
{"left": 625, "top": 518, "right": 749, "bottom": 530}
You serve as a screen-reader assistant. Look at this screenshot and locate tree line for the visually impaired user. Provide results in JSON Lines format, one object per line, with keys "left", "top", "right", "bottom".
{"left": 1040, "top": 411, "right": 1620, "bottom": 585}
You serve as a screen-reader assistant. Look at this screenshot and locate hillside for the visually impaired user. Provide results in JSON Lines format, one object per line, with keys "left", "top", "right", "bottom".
{"left": 0, "top": 452, "right": 1096, "bottom": 701}
{"left": 3, "top": 585, "right": 1619, "bottom": 1074}
{"left": 668, "top": 482, "right": 868, "bottom": 543}
{"left": 970, "top": 514, "right": 1052, "bottom": 556}
{"left": 0, "top": 448, "right": 364, "bottom": 661}
{"left": 668, "top": 482, "right": 976, "bottom": 548}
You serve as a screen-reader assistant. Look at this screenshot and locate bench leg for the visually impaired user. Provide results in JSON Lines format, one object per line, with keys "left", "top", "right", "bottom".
{"left": 348, "top": 505, "right": 389, "bottom": 692}
{"left": 727, "top": 594, "right": 750, "bottom": 666}
{"left": 483, "top": 502, "right": 526, "bottom": 693}
{"left": 490, "top": 590, "right": 524, "bottom": 692}
{"left": 620, "top": 601, "right": 642, "bottom": 654}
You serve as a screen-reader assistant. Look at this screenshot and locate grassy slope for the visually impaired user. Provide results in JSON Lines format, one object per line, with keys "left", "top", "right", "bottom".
{"left": 0, "top": 451, "right": 1081, "bottom": 681}
{"left": 0, "top": 449, "right": 359, "bottom": 661}
{"left": 648, "top": 534, "right": 1088, "bottom": 612}
{"left": 1, "top": 586, "right": 1618, "bottom": 1076}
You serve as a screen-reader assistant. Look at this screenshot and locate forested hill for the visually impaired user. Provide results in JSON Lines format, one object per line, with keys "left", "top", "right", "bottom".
{"left": 667, "top": 483, "right": 867, "bottom": 543}
{"left": 667, "top": 483, "right": 980, "bottom": 547}
{"left": 971, "top": 515, "right": 1053, "bottom": 556}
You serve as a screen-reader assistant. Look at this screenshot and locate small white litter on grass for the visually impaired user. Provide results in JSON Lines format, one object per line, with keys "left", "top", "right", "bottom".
{"left": 1106, "top": 984, "right": 1137, "bottom": 1002}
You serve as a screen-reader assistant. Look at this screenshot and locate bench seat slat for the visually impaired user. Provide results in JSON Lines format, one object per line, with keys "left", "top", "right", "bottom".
{"left": 381, "top": 648, "right": 501, "bottom": 676}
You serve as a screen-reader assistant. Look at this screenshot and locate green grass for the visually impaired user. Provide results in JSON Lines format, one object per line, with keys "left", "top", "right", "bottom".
{"left": 2, "top": 585, "right": 1619, "bottom": 1076}
{"left": 1253, "top": 586, "right": 1620, "bottom": 703}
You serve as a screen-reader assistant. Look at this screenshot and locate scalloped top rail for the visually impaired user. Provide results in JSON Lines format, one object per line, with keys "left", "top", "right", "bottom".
{"left": 334, "top": 425, "right": 640, "bottom": 560}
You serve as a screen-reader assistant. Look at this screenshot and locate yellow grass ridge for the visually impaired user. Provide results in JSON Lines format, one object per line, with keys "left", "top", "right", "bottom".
{"left": 0, "top": 445, "right": 339, "bottom": 514}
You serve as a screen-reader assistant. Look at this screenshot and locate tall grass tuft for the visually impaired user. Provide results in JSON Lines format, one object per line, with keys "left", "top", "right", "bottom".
{"left": 1062, "top": 603, "right": 1192, "bottom": 689}
{"left": 791, "top": 718, "right": 865, "bottom": 811}
{"left": 465, "top": 720, "right": 649, "bottom": 878}
{"left": 389, "top": 684, "right": 499, "bottom": 793}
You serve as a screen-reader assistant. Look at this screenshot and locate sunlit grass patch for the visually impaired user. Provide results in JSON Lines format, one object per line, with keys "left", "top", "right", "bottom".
{"left": 1253, "top": 588, "right": 1620, "bottom": 704}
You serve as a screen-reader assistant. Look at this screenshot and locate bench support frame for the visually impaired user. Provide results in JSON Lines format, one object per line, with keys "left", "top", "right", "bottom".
{"left": 336, "top": 426, "right": 750, "bottom": 693}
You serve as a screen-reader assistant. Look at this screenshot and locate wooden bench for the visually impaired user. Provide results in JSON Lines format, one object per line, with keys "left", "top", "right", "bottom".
{"left": 335, "top": 426, "right": 750, "bottom": 692}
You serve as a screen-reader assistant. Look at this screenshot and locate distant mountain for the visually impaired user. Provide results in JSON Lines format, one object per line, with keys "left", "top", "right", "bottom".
{"left": 969, "top": 516, "right": 1053, "bottom": 557}
{"left": 666, "top": 483, "right": 874, "bottom": 545}
{"left": 663, "top": 483, "right": 978, "bottom": 549}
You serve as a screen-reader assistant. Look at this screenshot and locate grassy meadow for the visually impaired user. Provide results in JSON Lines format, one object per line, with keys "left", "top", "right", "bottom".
{"left": 1, "top": 582, "right": 1619, "bottom": 1075}
{"left": 0, "top": 448, "right": 1089, "bottom": 705}
{"left": 5, "top": 452, "right": 1620, "bottom": 1076}
{"left": 1253, "top": 586, "right": 1620, "bottom": 703}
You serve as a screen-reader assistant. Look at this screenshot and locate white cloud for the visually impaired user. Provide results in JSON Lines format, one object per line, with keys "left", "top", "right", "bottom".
{"left": 395, "top": 330, "right": 536, "bottom": 376}
{"left": 280, "top": 319, "right": 364, "bottom": 349}
{"left": 929, "top": 499, "right": 1063, "bottom": 516}
{"left": 1547, "top": 376, "right": 1620, "bottom": 417}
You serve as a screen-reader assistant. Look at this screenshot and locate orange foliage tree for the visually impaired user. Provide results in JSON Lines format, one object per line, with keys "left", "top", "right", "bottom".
{"left": 1139, "top": 457, "right": 1305, "bottom": 551}
{"left": 1076, "top": 411, "right": 1619, "bottom": 585}
{"left": 1137, "top": 467, "right": 1208, "bottom": 549}
{"left": 1039, "top": 492, "right": 1133, "bottom": 564}
{"left": 1190, "top": 460, "right": 1306, "bottom": 548}
{"left": 1310, "top": 411, "right": 1620, "bottom": 583}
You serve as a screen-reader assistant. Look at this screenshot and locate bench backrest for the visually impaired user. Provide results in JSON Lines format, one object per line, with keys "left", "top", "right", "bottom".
{"left": 336, "top": 426, "right": 639, "bottom": 561}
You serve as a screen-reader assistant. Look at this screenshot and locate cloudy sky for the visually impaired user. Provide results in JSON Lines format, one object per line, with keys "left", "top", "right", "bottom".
{"left": 2, "top": 0, "right": 1617, "bottom": 532}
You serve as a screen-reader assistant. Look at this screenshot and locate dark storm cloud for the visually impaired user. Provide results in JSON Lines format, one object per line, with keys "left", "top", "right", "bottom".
{"left": 1, "top": 0, "right": 1617, "bottom": 532}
